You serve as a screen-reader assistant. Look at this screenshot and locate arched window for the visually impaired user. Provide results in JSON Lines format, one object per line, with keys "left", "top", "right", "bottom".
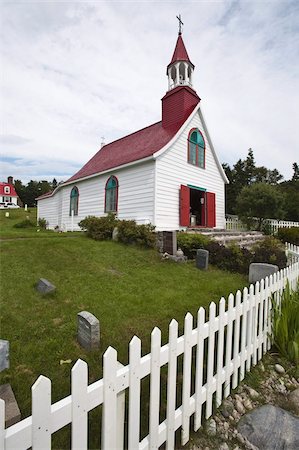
{"left": 105, "top": 176, "right": 118, "bottom": 212}
{"left": 69, "top": 186, "right": 79, "bottom": 216}
{"left": 188, "top": 128, "right": 205, "bottom": 168}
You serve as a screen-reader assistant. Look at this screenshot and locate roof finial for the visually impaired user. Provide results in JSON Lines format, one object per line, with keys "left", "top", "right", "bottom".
{"left": 176, "top": 14, "right": 184, "bottom": 35}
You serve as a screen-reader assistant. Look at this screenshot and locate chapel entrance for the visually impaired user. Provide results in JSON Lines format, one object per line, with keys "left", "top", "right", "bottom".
{"left": 190, "top": 188, "right": 206, "bottom": 227}
{"left": 180, "top": 184, "right": 216, "bottom": 228}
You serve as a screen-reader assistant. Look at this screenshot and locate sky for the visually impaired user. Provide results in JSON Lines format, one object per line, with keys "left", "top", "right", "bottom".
{"left": 0, "top": 0, "right": 298, "bottom": 184}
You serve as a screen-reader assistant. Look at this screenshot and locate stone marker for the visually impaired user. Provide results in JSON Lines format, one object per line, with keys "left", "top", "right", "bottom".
{"left": 196, "top": 249, "right": 209, "bottom": 270}
{"left": 36, "top": 278, "right": 56, "bottom": 295}
{"left": 249, "top": 263, "right": 279, "bottom": 284}
{"left": 77, "top": 311, "right": 100, "bottom": 350}
{"left": 0, "top": 340, "right": 9, "bottom": 372}
{"left": 112, "top": 227, "right": 119, "bottom": 241}
{"left": 238, "top": 404, "right": 299, "bottom": 450}
{"left": 0, "top": 384, "right": 21, "bottom": 428}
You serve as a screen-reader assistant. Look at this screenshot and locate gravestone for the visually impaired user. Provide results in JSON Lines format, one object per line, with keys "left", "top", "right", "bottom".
{"left": 196, "top": 249, "right": 209, "bottom": 270}
{"left": 36, "top": 278, "right": 56, "bottom": 295}
{"left": 77, "top": 311, "right": 100, "bottom": 350}
{"left": 162, "top": 231, "right": 177, "bottom": 255}
{"left": 0, "top": 384, "right": 21, "bottom": 428}
{"left": 249, "top": 263, "right": 279, "bottom": 284}
{"left": 0, "top": 340, "right": 9, "bottom": 372}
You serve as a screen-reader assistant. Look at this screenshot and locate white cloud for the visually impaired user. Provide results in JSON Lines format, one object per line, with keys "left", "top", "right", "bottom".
{"left": 0, "top": 0, "right": 298, "bottom": 183}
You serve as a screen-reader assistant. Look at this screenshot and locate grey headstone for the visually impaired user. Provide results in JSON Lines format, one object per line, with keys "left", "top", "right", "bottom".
{"left": 0, "top": 384, "right": 21, "bottom": 428}
{"left": 249, "top": 263, "right": 279, "bottom": 284}
{"left": 196, "top": 249, "right": 209, "bottom": 270}
{"left": 0, "top": 340, "right": 9, "bottom": 372}
{"left": 36, "top": 278, "right": 56, "bottom": 295}
{"left": 238, "top": 404, "right": 299, "bottom": 450}
{"left": 77, "top": 311, "right": 100, "bottom": 350}
{"left": 112, "top": 227, "right": 119, "bottom": 241}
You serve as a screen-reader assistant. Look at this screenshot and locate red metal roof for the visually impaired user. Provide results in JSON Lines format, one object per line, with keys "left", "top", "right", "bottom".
{"left": 66, "top": 119, "right": 186, "bottom": 184}
{"left": 0, "top": 183, "right": 18, "bottom": 197}
{"left": 168, "top": 35, "right": 194, "bottom": 69}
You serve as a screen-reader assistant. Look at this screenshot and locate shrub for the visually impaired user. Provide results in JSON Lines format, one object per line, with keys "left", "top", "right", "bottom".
{"left": 252, "top": 236, "right": 286, "bottom": 269}
{"left": 117, "top": 220, "right": 156, "bottom": 248}
{"left": 78, "top": 214, "right": 117, "bottom": 240}
{"left": 177, "top": 233, "right": 211, "bottom": 259}
{"left": 37, "top": 218, "right": 47, "bottom": 229}
{"left": 271, "top": 283, "right": 299, "bottom": 364}
{"left": 277, "top": 227, "right": 299, "bottom": 246}
{"left": 14, "top": 219, "right": 36, "bottom": 228}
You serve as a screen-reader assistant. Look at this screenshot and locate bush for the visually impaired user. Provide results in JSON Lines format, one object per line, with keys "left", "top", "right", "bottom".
{"left": 78, "top": 214, "right": 117, "bottom": 240}
{"left": 37, "top": 218, "right": 47, "bottom": 229}
{"left": 14, "top": 219, "right": 36, "bottom": 228}
{"left": 117, "top": 220, "right": 156, "bottom": 248}
{"left": 252, "top": 236, "right": 286, "bottom": 269}
{"left": 277, "top": 227, "right": 299, "bottom": 246}
{"left": 271, "top": 283, "right": 299, "bottom": 364}
{"left": 177, "top": 233, "right": 211, "bottom": 259}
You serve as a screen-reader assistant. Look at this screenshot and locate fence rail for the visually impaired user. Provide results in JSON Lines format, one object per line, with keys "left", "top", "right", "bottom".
{"left": 1, "top": 252, "right": 299, "bottom": 450}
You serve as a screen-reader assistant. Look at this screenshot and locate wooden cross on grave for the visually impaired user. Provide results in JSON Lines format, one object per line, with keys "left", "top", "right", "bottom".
{"left": 176, "top": 14, "right": 184, "bottom": 35}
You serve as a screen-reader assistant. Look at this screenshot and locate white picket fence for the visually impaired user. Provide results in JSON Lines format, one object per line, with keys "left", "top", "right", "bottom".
{"left": 1, "top": 253, "right": 299, "bottom": 450}
{"left": 226, "top": 216, "right": 299, "bottom": 233}
{"left": 286, "top": 242, "right": 299, "bottom": 266}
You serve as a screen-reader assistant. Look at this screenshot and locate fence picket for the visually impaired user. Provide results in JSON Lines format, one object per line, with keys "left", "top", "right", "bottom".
{"left": 206, "top": 302, "right": 216, "bottom": 418}
{"left": 32, "top": 375, "right": 51, "bottom": 449}
{"left": 128, "top": 336, "right": 141, "bottom": 450}
{"left": 224, "top": 294, "right": 234, "bottom": 398}
{"left": 258, "top": 279, "right": 265, "bottom": 361}
{"left": 194, "top": 307, "right": 205, "bottom": 431}
{"left": 116, "top": 362, "right": 125, "bottom": 450}
{"left": 181, "top": 313, "right": 193, "bottom": 445}
{"left": 0, "top": 399, "right": 4, "bottom": 450}
{"left": 102, "top": 347, "right": 118, "bottom": 450}
{"left": 216, "top": 298, "right": 225, "bottom": 407}
{"left": 263, "top": 278, "right": 270, "bottom": 355}
{"left": 252, "top": 282, "right": 260, "bottom": 366}
{"left": 71, "top": 359, "right": 88, "bottom": 450}
{"left": 240, "top": 287, "right": 248, "bottom": 381}
{"left": 246, "top": 284, "right": 254, "bottom": 372}
{"left": 232, "top": 291, "right": 241, "bottom": 389}
{"left": 166, "top": 319, "right": 178, "bottom": 450}
{"left": 149, "top": 327, "right": 161, "bottom": 450}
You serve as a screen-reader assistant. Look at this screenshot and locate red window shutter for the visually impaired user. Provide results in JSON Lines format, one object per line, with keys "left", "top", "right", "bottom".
{"left": 180, "top": 185, "right": 190, "bottom": 226}
{"left": 206, "top": 192, "right": 216, "bottom": 227}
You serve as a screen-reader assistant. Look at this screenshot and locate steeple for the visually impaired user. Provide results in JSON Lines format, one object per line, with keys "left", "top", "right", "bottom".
{"left": 161, "top": 23, "right": 200, "bottom": 129}
{"left": 167, "top": 34, "right": 194, "bottom": 90}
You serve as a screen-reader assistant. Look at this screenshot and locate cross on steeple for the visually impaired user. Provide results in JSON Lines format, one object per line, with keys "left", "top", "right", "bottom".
{"left": 176, "top": 14, "right": 184, "bottom": 35}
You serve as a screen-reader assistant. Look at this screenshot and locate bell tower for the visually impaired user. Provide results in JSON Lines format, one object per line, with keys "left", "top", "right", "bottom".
{"left": 162, "top": 17, "right": 200, "bottom": 129}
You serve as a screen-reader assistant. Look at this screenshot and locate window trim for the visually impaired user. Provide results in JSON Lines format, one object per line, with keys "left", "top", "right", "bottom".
{"left": 187, "top": 128, "right": 206, "bottom": 169}
{"left": 4, "top": 186, "right": 10, "bottom": 194}
{"left": 105, "top": 176, "right": 119, "bottom": 213}
{"left": 69, "top": 186, "right": 79, "bottom": 216}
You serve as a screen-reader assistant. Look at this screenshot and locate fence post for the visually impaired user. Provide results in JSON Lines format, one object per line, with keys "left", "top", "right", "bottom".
{"left": 128, "top": 336, "right": 141, "bottom": 450}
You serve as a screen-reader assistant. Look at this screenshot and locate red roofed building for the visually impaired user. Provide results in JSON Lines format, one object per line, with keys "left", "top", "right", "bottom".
{"left": 37, "top": 31, "right": 228, "bottom": 231}
{"left": 0, "top": 177, "right": 19, "bottom": 207}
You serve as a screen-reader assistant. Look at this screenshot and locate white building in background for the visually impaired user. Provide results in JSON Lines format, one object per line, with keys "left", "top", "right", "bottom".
{"left": 37, "top": 31, "right": 228, "bottom": 231}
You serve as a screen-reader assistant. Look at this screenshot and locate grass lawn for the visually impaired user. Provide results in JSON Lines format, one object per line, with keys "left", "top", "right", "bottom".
{"left": 0, "top": 209, "right": 248, "bottom": 448}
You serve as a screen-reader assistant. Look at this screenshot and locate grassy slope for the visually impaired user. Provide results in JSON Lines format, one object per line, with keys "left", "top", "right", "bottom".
{"left": 0, "top": 209, "right": 247, "bottom": 448}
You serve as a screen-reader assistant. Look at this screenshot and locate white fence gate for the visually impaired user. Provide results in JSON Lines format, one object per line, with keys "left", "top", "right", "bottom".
{"left": 1, "top": 247, "right": 299, "bottom": 450}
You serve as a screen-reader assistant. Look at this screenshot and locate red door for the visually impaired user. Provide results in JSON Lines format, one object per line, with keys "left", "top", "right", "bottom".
{"left": 206, "top": 192, "right": 216, "bottom": 227}
{"left": 180, "top": 185, "right": 190, "bottom": 226}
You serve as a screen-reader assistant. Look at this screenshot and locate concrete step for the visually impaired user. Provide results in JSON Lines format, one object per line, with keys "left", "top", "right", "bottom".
{"left": 185, "top": 229, "right": 265, "bottom": 249}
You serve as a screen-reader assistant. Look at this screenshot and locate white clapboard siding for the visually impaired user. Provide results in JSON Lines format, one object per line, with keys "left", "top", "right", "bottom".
{"left": 37, "top": 161, "right": 155, "bottom": 231}
{"left": 155, "top": 109, "right": 226, "bottom": 231}
{"left": 3, "top": 257, "right": 299, "bottom": 450}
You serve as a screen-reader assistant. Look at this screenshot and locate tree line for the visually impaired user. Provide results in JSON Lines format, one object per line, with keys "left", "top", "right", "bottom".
{"left": 14, "top": 178, "right": 59, "bottom": 207}
{"left": 223, "top": 149, "right": 299, "bottom": 225}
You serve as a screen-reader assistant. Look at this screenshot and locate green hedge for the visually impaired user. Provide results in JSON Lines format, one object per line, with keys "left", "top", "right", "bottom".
{"left": 277, "top": 227, "right": 299, "bottom": 246}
